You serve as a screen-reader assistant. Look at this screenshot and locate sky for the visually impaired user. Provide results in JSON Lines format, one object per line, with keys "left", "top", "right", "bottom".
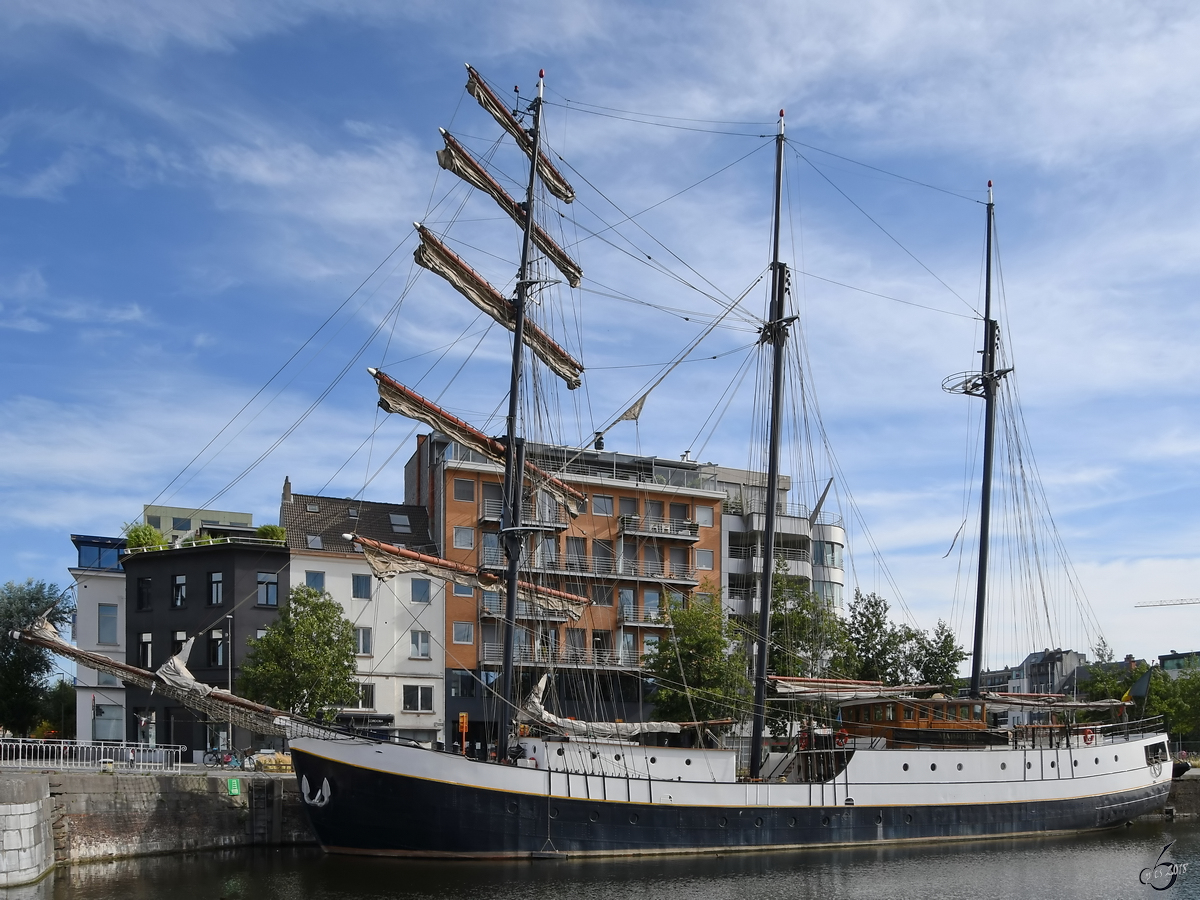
{"left": 2, "top": 1, "right": 1199, "bottom": 673}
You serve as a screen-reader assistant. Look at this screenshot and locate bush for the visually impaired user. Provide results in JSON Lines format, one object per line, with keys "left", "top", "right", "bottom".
{"left": 256, "top": 524, "right": 287, "bottom": 543}
{"left": 125, "top": 522, "right": 167, "bottom": 549}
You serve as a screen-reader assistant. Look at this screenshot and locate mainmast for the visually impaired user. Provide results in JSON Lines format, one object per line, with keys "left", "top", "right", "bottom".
{"left": 749, "top": 111, "right": 790, "bottom": 781}
{"left": 497, "top": 71, "right": 546, "bottom": 763}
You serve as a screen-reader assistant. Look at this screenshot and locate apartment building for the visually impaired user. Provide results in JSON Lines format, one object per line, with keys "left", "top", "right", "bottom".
{"left": 714, "top": 466, "right": 847, "bottom": 618}
{"left": 69, "top": 535, "right": 127, "bottom": 742}
{"left": 142, "top": 504, "right": 254, "bottom": 543}
{"left": 405, "top": 432, "right": 725, "bottom": 750}
{"left": 279, "top": 480, "right": 447, "bottom": 747}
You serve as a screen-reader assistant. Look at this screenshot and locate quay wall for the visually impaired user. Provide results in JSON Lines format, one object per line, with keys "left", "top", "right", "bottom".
{"left": 0, "top": 771, "right": 316, "bottom": 880}
{"left": 1166, "top": 769, "right": 1200, "bottom": 818}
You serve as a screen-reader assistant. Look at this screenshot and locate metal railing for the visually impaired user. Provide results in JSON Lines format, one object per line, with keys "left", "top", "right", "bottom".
{"left": 479, "top": 499, "right": 568, "bottom": 529}
{"left": 618, "top": 515, "right": 700, "bottom": 539}
{"left": 723, "top": 499, "right": 844, "bottom": 528}
{"left": 728, "top": 545, "right": 811, "bottom": 562}
{"left": 617, "top": 606, "right": 670, "bottom": 625}
{"left": 480, "top": 546, "right": 698, "bottom": 582}
{"left": 123, "top": 535, "right": 285, "bottom": 556}
{"left": 482, "top": 643, "right": 644, "bottom": 669}
{"left": 0, "top": 738, "right": 186, "bottom": 773}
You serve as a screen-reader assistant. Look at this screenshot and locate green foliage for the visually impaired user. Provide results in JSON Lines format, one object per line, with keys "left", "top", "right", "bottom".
{"left": 846, "top": 590, "right": 966, "bottom": 687}
{"left": 182, "top": 533, "right": 227, "bottom": 547}
{"left": 256, "top": 524, "right": 287, "bottom": 543}
{"left": 642, "top": 587, "right": 750, "bottom": 723}
{"left": 35, "top": 679, "right": 76, "bottom": 739}
{"left": 914, "top": 620, "right": 967, "bottom": 687}
{"left": 238, "top": 585, "right": 359, "bottom": 719}
{"left": 0, "top": 579, "right": 74, "bottom": 736}
{"left": 124, "top": 522, "right": 166, "bottom": 549}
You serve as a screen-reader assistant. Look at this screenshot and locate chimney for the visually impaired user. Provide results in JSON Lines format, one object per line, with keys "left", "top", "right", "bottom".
{"left": 283, "top": 476, "right": 292, "bottom": 504}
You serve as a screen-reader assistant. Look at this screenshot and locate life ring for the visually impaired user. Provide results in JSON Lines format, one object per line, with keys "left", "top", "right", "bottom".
{"left": 797, "top": 731, "right": 809, "bottom": 751}
{"left": 835, "top": 729, "right": 849, "bottom": 748}
{"left": 1083, "top": 728, "right": 1094, "bottom": 746}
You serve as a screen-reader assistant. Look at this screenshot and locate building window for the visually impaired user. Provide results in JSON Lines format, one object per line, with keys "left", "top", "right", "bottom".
{"left": 453, "top": 526, "right": 475, "bottom": 550}
{"left": 355, "top": 683, "right": 376, "bottom": 709}
{"left": 592, "top": 540, "right": 614, "bottom": 573}
{"left": 410, "top": 630, "right": 431, "bottom": 659}
{"left": 566, "top": 536, "right": 586, "bottom": 570}
{"left": 348, "top": 507, "right": 358, "bottom": 519}
{"left": 453, "top": 478, "right": 475, "bottom": 502}
{"left": 255, "top": 628, "right": 268, "bottom": 640}
{"left": 352, "top": 574, "right": 372, "bottom": 599}
{"left": 643, "top": 590, "right": 660, "bottom": 617}
{"left": 592, "top": 584, "right": 613, "bottom": 606}
{"left": 306, "top": 534, "right": 323, "bottom": 550}
{"left": 208, "top": 630, "right": 225, "bottom": 667}
{"left": 354, "top": 627, "right": 372, "bottom": 656}
{"left": 403, "top": 685, "right": 434, "bottom": 712}
{"left": 93, "top": 704, "right": 122, "bottom": 742}
{"left": 449, "top": 669, "right": 475, "bottom": 698}
{"left": 171, "top": 631, "right": 187, "bottom": 657}
{"left": 257, "top": 572, "right": 278, "bottom": 606}
{"left": 207, "top": 572, "right": 223, "bottom": 606}
{"left": 171, "top": 575, "right": 186, "bottom": 608}
{"left": 97, "top": 671, "right": 120, "bottom": 687}
{"left": 132, "top": 576, "right": 152, "bottom": 611}
{"left": 453, "top": 622, "right": 474, "bottom": 644}
{"left": 138, "top": 633, "right": 152, "bottom": 669}
{"left": 411, "top": 579, "right": 431, "bottom": 604}
{"left": 146, "top": 515, "right": 161, "bottom": 530}
{"left": 306, "top": 503, "right": 319, "bottom": 513}
{"left": 695, "top": 549, "right": 714, "bottom": 570}
{"left": 390, "top": 513, "right": 411, "bottom": 534}
{"left": 172, "top": 517, "right": 191, "bottom": 532}
{"left": 453, "top": 583, "right": 474, "bottom": 597}
{"left": 618, "top": 497, "right": 638, "bottom": 517}
{"left": 97, "top": 604, "right": 118, "bottom": 645}
{"left": 669, "top": 503, "right": 689, "bottom": 521}
{"left": 696, "top": 505, "right": 714, "bottom": 528}
{"left": 306, "top": 571, "right": 326, "bottom": 591}
{"left": 482, "top": 590, "right": 501, "bottom": 614}
{"left": 592, "top": 495, "right": 614, "bottom": 516}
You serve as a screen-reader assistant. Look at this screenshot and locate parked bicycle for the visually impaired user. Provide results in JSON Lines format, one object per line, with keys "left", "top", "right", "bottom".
{"left": 202, "top": 747, "right": 248, "bottom": 769}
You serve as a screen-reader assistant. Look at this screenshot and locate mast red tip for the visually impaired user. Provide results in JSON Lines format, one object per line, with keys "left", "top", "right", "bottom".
{"left": 779, "top": 108, "right": 785, "bottom": 118}
{"left": 988, "top": 180, "right": 993, "bottom": 187}
{"left": 539, "top": 69, "right": 545, "bottom": 78}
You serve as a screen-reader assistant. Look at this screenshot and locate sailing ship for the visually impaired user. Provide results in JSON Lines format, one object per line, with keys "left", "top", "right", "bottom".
{"left": 19, "top": 65, "right": 1172, "bottom": 857}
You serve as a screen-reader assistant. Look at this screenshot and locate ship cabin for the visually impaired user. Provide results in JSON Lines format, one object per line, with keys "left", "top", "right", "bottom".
{"left": 839, "top": 696, "right": 1005, "bottom": 748}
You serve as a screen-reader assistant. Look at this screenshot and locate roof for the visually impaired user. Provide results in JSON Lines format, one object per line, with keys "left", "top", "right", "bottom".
{"left": 70, "top": 534, "right": 126, "bottom": 549}
{"left": 281, "top": 492, "right": 436, "bottom": 556}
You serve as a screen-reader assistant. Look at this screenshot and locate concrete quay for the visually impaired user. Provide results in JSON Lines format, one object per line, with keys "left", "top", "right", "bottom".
{"left": 0, "top": 771, "right": 315, "bottom": 886}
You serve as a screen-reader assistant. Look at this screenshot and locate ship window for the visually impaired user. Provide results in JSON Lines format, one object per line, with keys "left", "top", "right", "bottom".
{"left": 948, "top": 705, "right": 957, "bottom": 721}
{"left": 973, "top": 704, "right": 983, "bottom": 720}
{"left": 960, "top": 705, "right": 970, "bottom": 720}
{"left": 934, "top": 705, "right": 944, "bottom": 720}
{"left": 873, "top": 705, "right": 883, "bottom": 722}
{"left": 904, "top": 706, "right": 914, "bottom": 721}
{"left": 886, "top": 704, "right": 895, "bottom": 721}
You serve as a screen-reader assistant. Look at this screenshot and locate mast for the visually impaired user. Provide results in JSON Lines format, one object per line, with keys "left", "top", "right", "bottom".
{"left": 968, "top": 182, "right": 997, "bottom": 698}
{"left": 749, "top": 110, "right": 788, "bottom": 781}
{"left": 497, "top": 70, "right": 545, "bottom": 763}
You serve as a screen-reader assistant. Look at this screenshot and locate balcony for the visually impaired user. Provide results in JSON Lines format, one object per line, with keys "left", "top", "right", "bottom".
{"left": 481, "top": 643, "right": 644, "bottom": 669}
{"left": 479, "top": 499, "right": 568, "bottom": 531}
{"left": 617, "top": 606, "right": 671, "bottom": 627}
{"left": 617, "top": 515, "right": 700, "bottom": 542}
{"left": 480, "top": 547, "right": 698, "bottom": 584}
{"left": 480, "top": 595, "right": 570, "bottom": 622}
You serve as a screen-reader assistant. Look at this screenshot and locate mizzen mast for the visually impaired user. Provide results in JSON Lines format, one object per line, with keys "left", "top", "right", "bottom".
{"left": 749, "top": 110, "right": 791, "bottom": 781}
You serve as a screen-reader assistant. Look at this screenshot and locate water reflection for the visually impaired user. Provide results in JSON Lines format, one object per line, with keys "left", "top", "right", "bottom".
{"left": 3, "top": 820, "right": 1198, "bottom": 900}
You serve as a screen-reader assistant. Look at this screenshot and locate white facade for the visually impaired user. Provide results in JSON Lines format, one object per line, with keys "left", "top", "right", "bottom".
{"left": 68, "top": 536, "right": 127, "bottom": 743}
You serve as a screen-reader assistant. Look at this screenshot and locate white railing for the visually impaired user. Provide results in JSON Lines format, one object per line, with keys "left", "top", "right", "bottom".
{"left": 123, "top": 535, "right": 285, "bottom": 556}
{"left": 618, "top": 515, "right": 700, "bottom": 539}
{"left": 482, "top": 643, "right": 643, "bottom": 668}
{"left": 0, "top": 738, "right": 186, "bottom": 773}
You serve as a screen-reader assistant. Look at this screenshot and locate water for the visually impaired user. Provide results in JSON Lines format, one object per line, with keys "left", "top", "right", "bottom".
{"left": 6, "top": 821, "right": 1199, "bottom": 900}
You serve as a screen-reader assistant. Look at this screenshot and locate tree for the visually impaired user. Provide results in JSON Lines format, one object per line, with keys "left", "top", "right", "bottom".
{"left": 642, "top": 589, "right": 750, "bottom": 723}
{"left": 256, "top": 524, "right": 287, "bottom": 542}
{"left": 239, "top": 585, "right": 359, "bottom": 719}
{"left": 124, "top": 522, "right": 166, "bottom": 549}
{"left": 913, "top": 619, "right": 967, "bottom": 687}
{"left": 0, "top": 579, "right": 74, "bottom": 736}
{"left": 35, "top": 679, "right": 77, "bottom": 739}
{"left": 847, "top": 589, "right": 922, "bottom": 684}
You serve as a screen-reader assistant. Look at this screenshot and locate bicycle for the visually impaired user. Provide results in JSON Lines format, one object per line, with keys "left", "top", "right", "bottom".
{"left": 202, "top": 747, "right": 245, "bottom": 769}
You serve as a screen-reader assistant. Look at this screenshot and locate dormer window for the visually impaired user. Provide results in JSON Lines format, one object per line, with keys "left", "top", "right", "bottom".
{"left": 348, "top": 508, "right": 359, "bottom": 519}
{"left": 306, "top": 503, "right": 320, "bottom": 513}
{"left": 390, "top": 514, "right": 411, "bottom": 534}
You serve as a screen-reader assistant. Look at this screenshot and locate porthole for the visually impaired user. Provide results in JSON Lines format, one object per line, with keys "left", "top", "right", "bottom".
{"left": 1000, "top": 762, "right": 1007, "bottom": 770}
{"left": 930, "top": 763, "right": 937, "bottom": 771}
{"left": 549, "top": 807, "right": 558, "bottom": 819}
{"left": 629, "top": 812, "right": 639, "bottom": 825}
{"left": 685, "top": 759, "right": 692, "bottom": 766}
{"left": 755, "top": 817, "right": 763, "bottom": 828}
{"left": 904, "top": 814, "right": 913, "bottom": 825}
{"left": 821, "top": 816, "right": 830, "bottom": 827}
{"left": 875, "top": 812, "right": 884, "bottom": 825}
{"left": 556, "top": 748, "right": 564, "bottom": 756}
{"left": 1050, "top": 761, "right": 1055, "bottom": 769}
{"left": 650, "top": 757, "right": 657, "bottom": 764}
{"left": 956, "top": 763, "right": 963, "bottom": 771}
{"left": 1094, "top": 758, "right": 1099, "bottom": 765}
{"left": 614, "top": 753, "right": 622, "bottom": 761}
{"left": 788, "top": 816, "right": 797, "bottom": 827}
{"left": 902, "top": 763, "right": 909, "bottom": 771}
{"left": 1073, "top": 760, "right": 1078, "bottom": 768}
{"left": 1114, "top": 755, "right": 1119, "bottom": 762}
{"left": 1026, "top": 762, "right": 1032, "bottom": 769}
{"left": 719, "top": 816, "right": 728, "bottom": 828}
{"left": 507, "top": 800, "right": 518, "bottom": 814}
{"left": 589, "top": 810, "right": 599, "bottom": 823}
{"left": 590, "top": 752, "right": 598, "bottom": 759}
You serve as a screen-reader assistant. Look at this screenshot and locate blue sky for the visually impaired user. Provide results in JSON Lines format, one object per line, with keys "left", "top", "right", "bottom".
{"left": 2, "top": 2, "right": 1199, "bottom": 670}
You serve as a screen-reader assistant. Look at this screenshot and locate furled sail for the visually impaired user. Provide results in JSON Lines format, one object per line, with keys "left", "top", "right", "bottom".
{"left": 770, "top": 676, "right": 943, "bottom": 701}
{"left": 437, "top": 130, "right": 582, "bottom": 288}
{"left": 465, "top": 65, "right": 575, "bottom": 204}
{"left": 413, "top": 226, "right": 584, "bottom": 389}
{"left": 368, "top": 368, "right": 585, "bottom": 513}
{"left": 519, "top": 675, "right": 681, "bottom": 738}
{"left": 353, "top": 535, "right": 587, "bottom": 619}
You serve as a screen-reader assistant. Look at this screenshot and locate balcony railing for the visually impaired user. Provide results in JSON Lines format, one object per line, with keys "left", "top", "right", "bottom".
{"left": 480, "top": 546, "right": 697, "bottom": 583}
{"left": 122, "top": 535, "right": 286, "bottom": 556}
{"left": 617, "top": 606, "right": 670, "bottom": 626}
{"left": 728, "top": 545, "right": 811, "bottom": 562}
{"left": 617, "top": 515, "right": 700, "bottom": 540}
{"left": 479, "top": 499, "right": 568, "bottom": 530}
{"left": 481, "top": 643, "right": 644, "bottom": 668}
{"left": 480, "top": 596, "right": 570, "bottom": 621}
{"left": 723, "top": 499, "right": 844, "bottom": 528}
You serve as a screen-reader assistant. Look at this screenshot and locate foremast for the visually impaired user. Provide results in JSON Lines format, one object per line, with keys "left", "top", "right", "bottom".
{"left": 749, "top": 111, "right": 790, "bottom": 781}
{"left": 498, "top": 71, "right": 547, "bottom": 763}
